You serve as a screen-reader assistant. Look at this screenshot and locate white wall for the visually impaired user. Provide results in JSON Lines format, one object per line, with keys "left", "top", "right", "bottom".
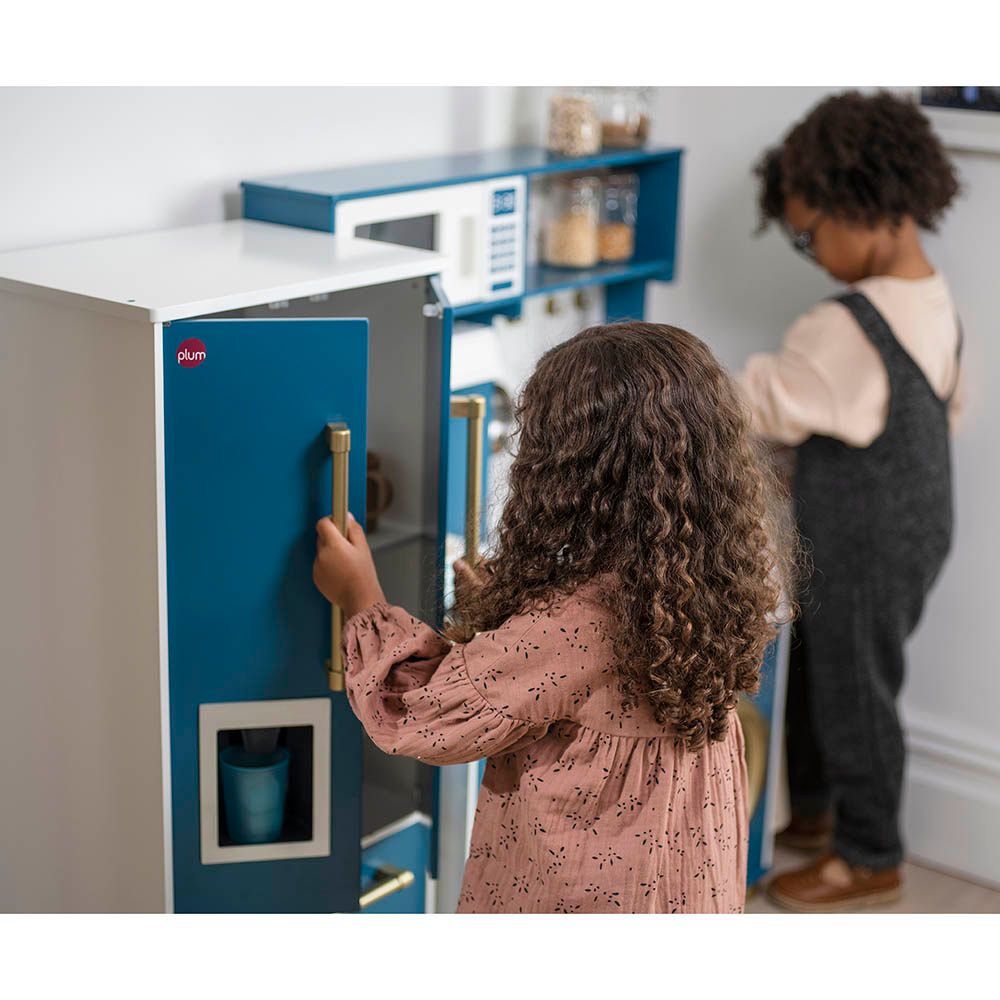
{"left": 647, "top": 87, "right": 839, "bottom": 363}
{"left": 646, "top": 87, "right": 1000, "bottom": 886}
{"left": 905, "top": 148, "right": 1000, "bottom": 885}
{"left": 0, "top": 87, "right": 543, "bottom": 252}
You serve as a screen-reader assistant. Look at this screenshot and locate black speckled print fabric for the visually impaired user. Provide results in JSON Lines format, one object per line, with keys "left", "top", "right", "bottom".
{"left": 343, "top": 586, "right": 749, "bottom": 913}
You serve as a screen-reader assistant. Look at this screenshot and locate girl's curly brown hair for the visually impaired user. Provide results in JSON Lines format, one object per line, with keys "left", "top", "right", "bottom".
{"left": 447, "top": 322, "right": 795, "bottom": 753}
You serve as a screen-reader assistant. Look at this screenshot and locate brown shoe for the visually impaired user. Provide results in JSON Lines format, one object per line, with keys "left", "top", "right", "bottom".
{"left": 775, "top": 812, "right": 833, "bottom": 851}
{"left": 767, "top": 854, "right": 903, "bottom": 912}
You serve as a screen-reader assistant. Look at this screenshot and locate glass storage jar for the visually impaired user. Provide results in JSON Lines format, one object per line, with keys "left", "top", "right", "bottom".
{"left": 543, "top": 175, "right": 601, "bottom": 269}
{"left": 599, "top": 87, "right": 651, "bottom": 149}
{"left": 547, "top": 89, "right": 601, "bottom": 157}
{"left": 599, "top": 172, "right": 638, "bottom": 262}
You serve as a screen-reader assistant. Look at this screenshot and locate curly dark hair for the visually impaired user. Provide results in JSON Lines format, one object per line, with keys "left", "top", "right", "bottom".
{"left": 446, "top": 322, "right": 796, "bottom": 753}
{"left": 755, "top": 90, "right": 960, "bottom": 232}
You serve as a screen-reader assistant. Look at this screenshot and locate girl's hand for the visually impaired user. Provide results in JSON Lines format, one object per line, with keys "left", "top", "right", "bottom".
{"left": 313, "top": 512, "right": 386, "bottom": 619}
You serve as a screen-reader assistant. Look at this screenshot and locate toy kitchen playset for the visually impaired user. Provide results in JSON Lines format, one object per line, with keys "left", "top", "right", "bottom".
{"left": 0, "top": 140, "right": 786, "bottom": 912}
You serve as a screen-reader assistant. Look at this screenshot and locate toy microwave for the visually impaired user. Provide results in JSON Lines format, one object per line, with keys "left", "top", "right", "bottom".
{"left": 244, "top": 170, "right": 526, "bottom": 307}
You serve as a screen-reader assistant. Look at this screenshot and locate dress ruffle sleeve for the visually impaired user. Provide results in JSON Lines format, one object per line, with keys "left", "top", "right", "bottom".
{"left": 342, "top": 602, "right": 550, "bottom": 765}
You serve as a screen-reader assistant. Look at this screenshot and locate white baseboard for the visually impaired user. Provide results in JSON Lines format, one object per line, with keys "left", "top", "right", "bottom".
{"left": 903, "top": 709, "right": 1000, "bottom": 889}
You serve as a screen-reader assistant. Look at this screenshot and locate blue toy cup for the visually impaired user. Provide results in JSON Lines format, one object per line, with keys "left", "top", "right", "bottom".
{"left": 219, "top": 746, "right": 290, "bottom": 845}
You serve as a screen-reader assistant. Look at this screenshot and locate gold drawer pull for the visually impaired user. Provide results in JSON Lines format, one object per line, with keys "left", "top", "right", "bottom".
{"left": 450, "top": 394, "right": 487, "bottom": 567}
{"left": 360, "top": 864, "right": 416, "bottom": 909}
{"left": 325, "top": 422, "right": 350, "bottom": 692}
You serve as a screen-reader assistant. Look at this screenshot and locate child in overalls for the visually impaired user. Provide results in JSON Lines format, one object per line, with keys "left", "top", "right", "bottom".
{"left": 740, "top": 91, "right": 963, "bottom": 910}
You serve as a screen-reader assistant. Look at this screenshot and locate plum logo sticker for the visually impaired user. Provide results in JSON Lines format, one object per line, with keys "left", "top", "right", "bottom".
{"left": 177, "top": 337, "right": 207, "bottom": 368}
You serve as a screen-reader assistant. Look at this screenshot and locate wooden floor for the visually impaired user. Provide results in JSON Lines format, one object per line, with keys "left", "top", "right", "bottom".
{"left": 747, "top": 844, "right": 1000, "bottom": 913}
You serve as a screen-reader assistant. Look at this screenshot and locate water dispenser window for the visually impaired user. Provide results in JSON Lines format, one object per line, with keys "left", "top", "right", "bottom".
{"left": 198, "top": 698, "right": 330, "bottom": 865}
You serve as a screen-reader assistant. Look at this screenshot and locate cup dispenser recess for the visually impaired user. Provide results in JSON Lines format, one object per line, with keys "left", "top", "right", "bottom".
{"left": 199, "top": 699, "right": 331, "bottom": 865}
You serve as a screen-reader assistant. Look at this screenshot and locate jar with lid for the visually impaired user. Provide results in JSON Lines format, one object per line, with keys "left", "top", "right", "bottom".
{"left": 542, "top": 175, "right": 601, "bottom": 269}
{"left": 547, "top": 89, "right": 601, "bottom": 157}
{"left": 599, "top": 172, "right": 638, "bottom": 263}
{"left": 599, "top": 87, "right": 651, "bottom": 149}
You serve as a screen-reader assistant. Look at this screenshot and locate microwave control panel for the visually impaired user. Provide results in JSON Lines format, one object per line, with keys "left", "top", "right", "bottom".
{"left": 482, "top": 176, "right": 526, "bottom": 301}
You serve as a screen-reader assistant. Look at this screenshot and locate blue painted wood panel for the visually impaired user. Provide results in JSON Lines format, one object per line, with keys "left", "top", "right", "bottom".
{"left": 605, "top": 278, "right": 648, "bottom": 323}
{"left": 243, "top": 146, "right": 683, "bottom": 218}
{"left": 361, "top": 818, "right": 432, "bottom": 914}
{"left": 745, "top": 630, "right": 789, "bottom": 887}
{"left": 164, "top": 317, "right": 368, "bottom": 912}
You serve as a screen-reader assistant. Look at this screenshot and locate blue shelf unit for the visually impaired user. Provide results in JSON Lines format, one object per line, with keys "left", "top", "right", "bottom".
{"left": 242, "top": 145, "right": 683, "bottom": 325}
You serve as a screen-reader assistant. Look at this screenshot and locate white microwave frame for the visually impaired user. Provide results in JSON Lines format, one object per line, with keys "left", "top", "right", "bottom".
{"left": 333, "top": 178, "right": 525, "bottom": 307}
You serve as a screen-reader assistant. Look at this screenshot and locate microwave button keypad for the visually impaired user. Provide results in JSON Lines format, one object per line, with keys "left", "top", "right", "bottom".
{"left": 489, "top": 223, "right": 519, "bottom": 274}
{"left": 482, "top": 178, "right": 525, "bottom": 299}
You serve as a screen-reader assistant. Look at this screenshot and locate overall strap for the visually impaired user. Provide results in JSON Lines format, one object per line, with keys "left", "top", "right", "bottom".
{"left": 832, "top": 290, "right": 943, "bottom": 404}
{"left": 832, "top": 291, "right": 902, "bottom": 363}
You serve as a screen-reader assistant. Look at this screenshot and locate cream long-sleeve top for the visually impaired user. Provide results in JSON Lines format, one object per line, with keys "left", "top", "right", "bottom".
{"left": 739, "top": 273, "right": 963, "bottom": 448}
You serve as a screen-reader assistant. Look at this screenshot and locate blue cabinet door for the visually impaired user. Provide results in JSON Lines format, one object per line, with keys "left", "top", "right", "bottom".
{"left": 361, "top": 817, "right": 432, "bottom": 914}
{"left": 163, "top": 317, "right": 368, "bottom": 913}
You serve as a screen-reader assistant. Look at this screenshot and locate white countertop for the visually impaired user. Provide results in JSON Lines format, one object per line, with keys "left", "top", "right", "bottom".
{"left": 0, "top": 219, "right": 446, "bottom": 323}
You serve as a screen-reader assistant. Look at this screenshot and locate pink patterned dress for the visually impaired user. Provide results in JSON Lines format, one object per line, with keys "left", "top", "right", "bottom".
{"left": 343, "top": 587, "right": 749, "bottom": 913}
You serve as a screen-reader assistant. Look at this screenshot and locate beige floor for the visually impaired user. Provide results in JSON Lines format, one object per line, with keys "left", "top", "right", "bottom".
{"left": 747, "top": 843, "right": 1000, "bottom": 913}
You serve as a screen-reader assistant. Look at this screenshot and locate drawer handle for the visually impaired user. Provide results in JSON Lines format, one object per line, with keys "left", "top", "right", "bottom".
{"left": 325, "top": 422, "right": 351, "bottom": 692}
{"left": 450, "top": 395, "right": 487, "bottom": 567}
{"left": 736, "top": 696, "right": 769, "bottom": 818}
{"left": 360, "top": 864, "right": 416, "bottom": 909}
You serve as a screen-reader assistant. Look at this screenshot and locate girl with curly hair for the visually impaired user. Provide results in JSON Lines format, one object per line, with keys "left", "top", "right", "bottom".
{"left": 740, "top": 90, "right": 963, "bottom": 911}
{"left": 313, "top": 321, "right": 792, "bottom": 913}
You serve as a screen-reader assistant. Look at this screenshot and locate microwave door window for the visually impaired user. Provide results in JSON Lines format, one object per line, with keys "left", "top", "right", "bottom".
{"left": 355, "top": 214, "right": 437, "bottom": 252}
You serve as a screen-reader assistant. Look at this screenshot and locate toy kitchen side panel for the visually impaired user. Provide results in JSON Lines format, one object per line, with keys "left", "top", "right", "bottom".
{"left": 162, "top": 317, "right": 367, "bottom": 913}
{"left": 744, "top": 623, "right": 791, "bottom": 887}
{"left": 0, "top": 291, "right": 167, "bottom": 913}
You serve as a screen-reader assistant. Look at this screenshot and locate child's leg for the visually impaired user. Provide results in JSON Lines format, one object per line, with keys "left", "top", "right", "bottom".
{"left": 784, "top": 623, "right": 832, "bottom": 818}
{"left": 802, "top": 578, "right": 907, "bottom": 870}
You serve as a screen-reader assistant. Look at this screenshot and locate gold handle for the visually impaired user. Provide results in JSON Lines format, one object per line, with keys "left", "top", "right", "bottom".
{"left": 325, "top": 422, "right": 350, "bottom": 692}
{"left": 450, "top": 395, "right": 487, "bottom": 567}
{"left": 359, "top": 864, "right": 415, "bottom": 909}
{"left": 736, "top": 696, "right": 769, "bottom": 818}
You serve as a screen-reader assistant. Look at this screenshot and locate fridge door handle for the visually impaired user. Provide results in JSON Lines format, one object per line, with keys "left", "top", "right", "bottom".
{"left": 359, "top": 864, "right": 416, "bottom": 909}
{"left": 325, "top": 422, "right": 351, "bottom": 692}
{"left": 450, "top": 395, "right": 487, "bottom": 567}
